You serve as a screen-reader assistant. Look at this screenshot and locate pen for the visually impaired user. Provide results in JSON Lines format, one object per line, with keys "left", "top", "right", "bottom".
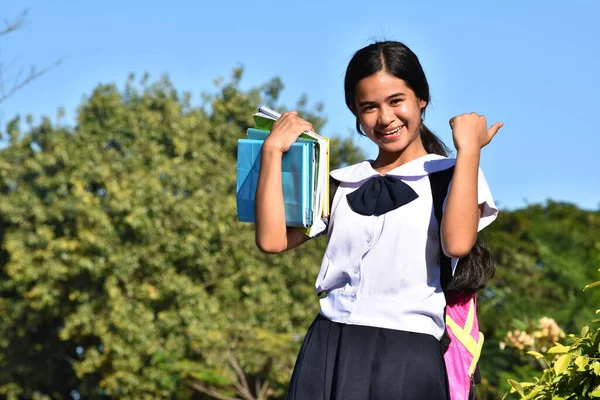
{"left": 257, "top": 106, "right": 281, "bottom": 120}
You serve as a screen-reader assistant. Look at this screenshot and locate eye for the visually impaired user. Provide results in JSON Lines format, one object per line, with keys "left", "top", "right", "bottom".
{"left": 390, "top": 98, "right": 403, "bottom": 106}
{"left": 361, "top": 105, "right": 376, "bottom": 113}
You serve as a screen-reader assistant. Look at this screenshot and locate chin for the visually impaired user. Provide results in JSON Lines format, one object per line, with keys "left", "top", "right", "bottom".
{"left": 376, "top": 140, "right": 409, "bottom": 154}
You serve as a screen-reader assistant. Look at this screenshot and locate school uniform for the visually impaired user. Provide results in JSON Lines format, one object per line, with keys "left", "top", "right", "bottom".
{"left": 287, "top": 153, "right": 498, "bottom": 400}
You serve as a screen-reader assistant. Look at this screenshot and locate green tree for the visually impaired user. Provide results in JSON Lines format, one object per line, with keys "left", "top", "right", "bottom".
{"left": 0, "top": 68, "right": 365, "bottom": 399}
{"left": 476, "top": 202, "right": 600, "bottom": 398}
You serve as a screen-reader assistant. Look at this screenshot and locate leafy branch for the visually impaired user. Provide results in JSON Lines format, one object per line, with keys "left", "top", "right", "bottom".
{"left": 504, "top": 273, "right": 600, "bottom": 399}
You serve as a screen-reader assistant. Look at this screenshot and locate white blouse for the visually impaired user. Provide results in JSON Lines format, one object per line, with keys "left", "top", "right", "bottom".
{"left": 315, "top": 153, "right": 498, "bottom": 340}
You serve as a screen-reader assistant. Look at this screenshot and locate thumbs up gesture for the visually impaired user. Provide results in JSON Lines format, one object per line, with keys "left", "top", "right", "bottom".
{"left": 449, "top": 113, "right": 503, "bottom": 153}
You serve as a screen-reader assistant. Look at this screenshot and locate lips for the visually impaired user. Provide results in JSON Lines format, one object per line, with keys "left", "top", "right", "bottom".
{"left": 375, "top": 125, "right": 405, "bottom": 141}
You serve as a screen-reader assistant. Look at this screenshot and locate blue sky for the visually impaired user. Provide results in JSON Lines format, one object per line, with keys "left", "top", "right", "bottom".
{"left": 1, "top": 0, "right": 599, "bottom": 210}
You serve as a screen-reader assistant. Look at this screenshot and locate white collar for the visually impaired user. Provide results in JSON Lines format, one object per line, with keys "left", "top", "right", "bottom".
{"left": 330, "top": 154, "right": 456, "bottom": 184}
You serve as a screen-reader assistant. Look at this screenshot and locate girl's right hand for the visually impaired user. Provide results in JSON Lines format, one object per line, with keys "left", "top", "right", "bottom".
{"left": 263, "top": 111, "right": 315, "bottom": 154}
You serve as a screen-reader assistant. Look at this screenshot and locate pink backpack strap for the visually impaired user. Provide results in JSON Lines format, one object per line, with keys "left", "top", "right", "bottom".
{"left": 444, "top": 294, "right": 484, "bottom": 400}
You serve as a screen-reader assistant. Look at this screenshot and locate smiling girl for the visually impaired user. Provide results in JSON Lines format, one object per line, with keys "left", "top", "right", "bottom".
{"left": 255, "top": 41, "right": 502, "bottom": 399}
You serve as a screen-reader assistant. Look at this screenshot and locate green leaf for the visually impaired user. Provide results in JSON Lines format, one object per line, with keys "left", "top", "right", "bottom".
{"left": 508, "top": 379, "right": 525, "bottom": 397}
{"left": 523, "top": 385, "right": 543, "bottom": 400}
{"left": 583, "top": 281, "right": 600, "bottom": 291}
{"left": 575, "top": 355, "right": 589, "bottom": 370}
{"left": 547, "top": 344, "right": 571, "bottom": 354}
{"left": 582, "top": 326, "right": 590, "bottom": 337}
{"left": 593, "top": 362, "right": 600, "bottom": 375}
{"left": 527, "top": 351, "right": 546, "bottom": 359}
{"left": 554, "top": 354, "right": 570, "bottom": 375}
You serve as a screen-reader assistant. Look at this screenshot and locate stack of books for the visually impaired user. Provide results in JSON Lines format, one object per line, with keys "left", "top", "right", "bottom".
{"left": 236, "top": 106, "right": 330, "bottom": 237}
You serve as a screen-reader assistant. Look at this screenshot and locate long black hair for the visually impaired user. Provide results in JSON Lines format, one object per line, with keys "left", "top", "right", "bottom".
{"left": 343, "top": 40, "right": 495, "bottom": 295}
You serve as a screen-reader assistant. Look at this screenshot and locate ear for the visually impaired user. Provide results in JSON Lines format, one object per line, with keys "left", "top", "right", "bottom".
{"left": 419, "top": 99, "right": 427, "bottom": 110}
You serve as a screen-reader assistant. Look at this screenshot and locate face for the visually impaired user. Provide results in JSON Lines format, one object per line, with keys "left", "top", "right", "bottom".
{"left": 354, "top": 71, "right": 427, "bottom": 158}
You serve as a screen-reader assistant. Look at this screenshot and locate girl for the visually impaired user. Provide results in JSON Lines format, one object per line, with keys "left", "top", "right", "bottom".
{"left": 255, "top": 41, "right": 501, "bottom": 399}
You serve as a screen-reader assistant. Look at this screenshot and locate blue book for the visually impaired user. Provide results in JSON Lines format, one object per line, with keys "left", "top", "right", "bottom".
{"left": 236, "top": 130, "right": 315, "bottom": 228}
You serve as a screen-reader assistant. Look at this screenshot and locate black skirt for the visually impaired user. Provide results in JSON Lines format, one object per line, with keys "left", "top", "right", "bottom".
{"left": 287, "top": 313, "right": 449, "bottom": 400}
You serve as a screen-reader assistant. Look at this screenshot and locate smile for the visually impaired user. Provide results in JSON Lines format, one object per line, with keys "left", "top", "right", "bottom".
{"left": 380, "top": 126, "right": 402, "bottom": 135}
{"left": 376, "top": 125, "right": 405, "bottom": 138}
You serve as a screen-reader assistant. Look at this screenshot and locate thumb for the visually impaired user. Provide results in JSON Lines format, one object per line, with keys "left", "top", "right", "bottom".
{"left": 487, "top": 122, "right": 504, "bottom": 139}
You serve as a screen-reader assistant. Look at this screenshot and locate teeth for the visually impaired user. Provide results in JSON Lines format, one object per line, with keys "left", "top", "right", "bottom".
{"left": 381, "top": 126, "right": 402, "bottom": 135}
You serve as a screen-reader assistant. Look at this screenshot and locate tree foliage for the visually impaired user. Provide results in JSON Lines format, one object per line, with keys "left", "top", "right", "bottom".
{"left": 477, "top": 202, "right": 600, "bottom": 398}
{"left": 503, "top": 281, "right": 600, "bottom": 399}
{"left": 0, "top": 69, "right": 364, "bottom": 399}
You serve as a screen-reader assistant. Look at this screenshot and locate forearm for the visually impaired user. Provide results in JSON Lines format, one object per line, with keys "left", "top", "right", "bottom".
{"left": 441, "top": 150, "right": 481, "bottom": 257}
{"left": 255, "top": 144, "right": 288, "bottom": 253}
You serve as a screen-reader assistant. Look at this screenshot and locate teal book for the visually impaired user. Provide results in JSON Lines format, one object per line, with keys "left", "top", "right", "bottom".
{"left": 236, "top": 129, "right": 316, "bottom": 228}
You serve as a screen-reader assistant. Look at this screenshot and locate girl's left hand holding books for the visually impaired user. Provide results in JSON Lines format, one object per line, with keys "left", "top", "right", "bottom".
{"left": 264, "top": 111, "right": 315, "bottom": 154}
{"left": 449, "top": 113, "right": 503, "bottom": 153}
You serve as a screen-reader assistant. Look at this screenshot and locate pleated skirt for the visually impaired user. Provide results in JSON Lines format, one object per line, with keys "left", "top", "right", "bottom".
{"left": 287, "top": 313, "right": 449, "bottom": 400}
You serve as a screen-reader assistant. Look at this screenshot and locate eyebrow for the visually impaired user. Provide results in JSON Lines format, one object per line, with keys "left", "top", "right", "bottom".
{"left": 358, "top": 92, "right": 406, "bottom": 107}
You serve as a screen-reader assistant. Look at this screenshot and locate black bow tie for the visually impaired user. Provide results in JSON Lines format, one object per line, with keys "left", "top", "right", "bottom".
{"left": 346, "top": 175, "right": 419, "bottom": 216}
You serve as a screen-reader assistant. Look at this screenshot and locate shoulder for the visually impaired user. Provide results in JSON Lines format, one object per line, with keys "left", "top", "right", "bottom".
{"left": 422, "top": 156, "right": 493, "bottom": 181}
{"left": 386, "top": 154, "right": 456, "bottom": 178}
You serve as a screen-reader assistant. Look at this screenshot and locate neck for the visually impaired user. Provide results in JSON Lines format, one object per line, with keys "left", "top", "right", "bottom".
{"left": 372, "top": 141, "right": 428, "bottom": 175}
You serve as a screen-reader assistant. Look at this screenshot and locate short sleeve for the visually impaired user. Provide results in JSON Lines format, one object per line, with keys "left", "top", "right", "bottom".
{"left": 442, "top": 167, "right": 499, "bottom": 232}
{"left": 475, "top": 167, "right": 498, "bottom": 231}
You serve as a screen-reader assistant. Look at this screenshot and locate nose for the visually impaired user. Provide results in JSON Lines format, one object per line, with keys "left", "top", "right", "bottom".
{"left": 378, "top": 105, "right": 395, "bottom": 126}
